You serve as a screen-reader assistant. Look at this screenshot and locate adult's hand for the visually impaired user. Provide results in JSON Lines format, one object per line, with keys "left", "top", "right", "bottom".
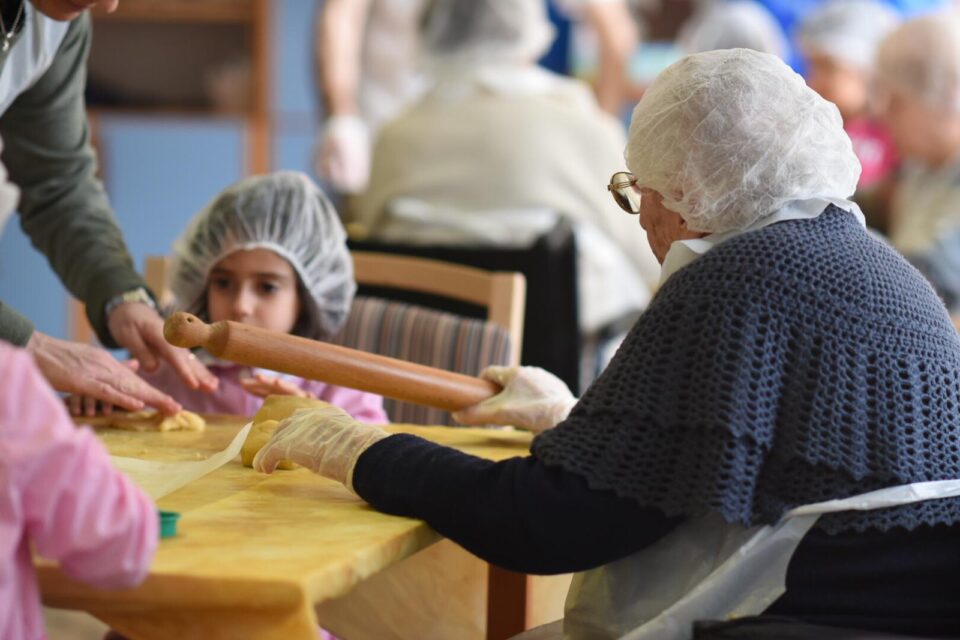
{"left": 65, "top": 358, "right": 140, "bottom": 417}
{"left": 26, "top": 331, "right": 182, "bottom": 415}
{"left": 107, "top": 302, "right": 218, "bottom": 393}
{"left": 452, "top": 366, "right": 578, "bottom": 433}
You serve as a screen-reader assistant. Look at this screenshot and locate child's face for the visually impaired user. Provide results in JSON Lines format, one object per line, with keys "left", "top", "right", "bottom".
{"left": 804, "top": 51, "right": 869, "bottom": 121}
{"left": 206, "top": 248, "right": 301, "bottom": 334}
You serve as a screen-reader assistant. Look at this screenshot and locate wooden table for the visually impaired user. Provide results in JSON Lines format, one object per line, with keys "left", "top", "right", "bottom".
{"left": 37, "top": 417, "right": 569, "bottom": 640}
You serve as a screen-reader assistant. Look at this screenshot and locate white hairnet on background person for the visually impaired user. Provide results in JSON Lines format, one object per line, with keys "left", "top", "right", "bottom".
{"left": 170, "top": 170, "right": 356, "bottom": 339}
{"left": 798, "top": 0, "right": 900, "bottom": 70}
{"left": 626, "top": 48, "right": 860, "bottom": 234}
{"left": 678, "top": 0, "right": 788, "bottom": 59}
{"left": 419, "top": 0, "right": 555, "bottom": 69}
{"left": 875, "top": 11, "right": 960, "bottom": 112}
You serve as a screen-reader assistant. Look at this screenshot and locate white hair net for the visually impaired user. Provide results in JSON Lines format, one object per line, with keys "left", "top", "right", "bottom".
{"left": 875, "top": 11, "right": 960, "bottom": 112}
{"left": 170, "top": 171, "right": 356, "bottom": 339}
{"left": 679, "top": 1, "right": 788, "bottom": 59}
{"left": 626, "top": 49, "right": 860, "bottom": 234}
{"left": 798, "top": 0, "right": 900, "bottom": 70}
{"left": 419, "top": 0, "right": 555, "bottom": 69}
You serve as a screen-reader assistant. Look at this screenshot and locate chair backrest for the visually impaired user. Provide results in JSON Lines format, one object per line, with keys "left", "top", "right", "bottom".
{"left": 337, "top": 251, "right": 526, "bottom": 425}
{"left": 348, "top": 219, "right": 582, "bottom": 393}
{"left": 350, "top": 251, "right": 525, "bottom": 361}
{"left": 144, "top": 255, "right": 174, "bottom": 309}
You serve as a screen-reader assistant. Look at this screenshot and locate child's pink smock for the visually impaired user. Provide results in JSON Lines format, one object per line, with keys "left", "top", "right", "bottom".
{"left": 0, "top": 343, "right": 158, "bottom": 640}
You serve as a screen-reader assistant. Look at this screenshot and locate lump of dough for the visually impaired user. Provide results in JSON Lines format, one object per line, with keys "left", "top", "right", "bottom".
{"left": 108, "top": 410, "right": 206, "bottom": 432}
{"left": 242, "top": 396, "right": 332, "bottom": 470}
{"left": 241, "top": 419, "right": 296, "bottom": 470}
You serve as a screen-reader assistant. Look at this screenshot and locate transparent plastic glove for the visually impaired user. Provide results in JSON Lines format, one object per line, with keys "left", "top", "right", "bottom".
{"left": 314, "top": 115, "right": 371, "bottom": 194}
{"left": 253, "top": 405, "right": 389, "bottom": 491}
{"left": 452, "top": 366, "right": 577, "bottom": 433}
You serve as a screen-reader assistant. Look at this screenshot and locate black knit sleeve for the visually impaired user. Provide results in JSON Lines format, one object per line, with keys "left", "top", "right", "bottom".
{"left": 352, "top": 434, "right": 681, "bottom": 575}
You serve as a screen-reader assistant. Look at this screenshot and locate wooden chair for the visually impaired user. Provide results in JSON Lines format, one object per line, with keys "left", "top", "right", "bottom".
{"left": 350, "top": 251, "right": 525, "bottom": 361}
{"left": 333, "top": 251, "right": 526, "bottom": 425}
{"left": 348, "top": 218, "right": 582, "bottom": 393}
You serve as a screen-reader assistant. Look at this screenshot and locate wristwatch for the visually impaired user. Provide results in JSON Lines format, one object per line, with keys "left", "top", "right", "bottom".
{"left": 104, "top": 287, "right": 158, "bottom": 317}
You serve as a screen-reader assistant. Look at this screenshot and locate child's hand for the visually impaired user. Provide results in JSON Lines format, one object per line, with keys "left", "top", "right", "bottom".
{"left": 240, "top": 373, "right": 317, "bottom": 399}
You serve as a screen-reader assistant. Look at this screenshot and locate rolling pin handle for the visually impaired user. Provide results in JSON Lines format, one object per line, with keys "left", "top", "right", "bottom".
{"left": 164, "top": 312, "right": 213, "bottom": 349}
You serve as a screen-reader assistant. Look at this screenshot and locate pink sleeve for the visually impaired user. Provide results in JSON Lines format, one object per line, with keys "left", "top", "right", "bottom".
{"left": 303, "top": 380, "right": 390, "bottom": 424}
{"left": 0, "top": 347, "right": 158, "bottom": 589}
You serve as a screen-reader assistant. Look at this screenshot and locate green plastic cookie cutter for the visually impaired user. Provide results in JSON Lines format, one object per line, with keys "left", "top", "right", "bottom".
{"left": 159, "top": 510, "right": 180, "bottom": 539}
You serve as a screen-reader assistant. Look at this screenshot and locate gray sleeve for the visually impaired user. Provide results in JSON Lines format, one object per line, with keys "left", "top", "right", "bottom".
{"left": 0, "top": 14, "right": 147, "bottom": 347}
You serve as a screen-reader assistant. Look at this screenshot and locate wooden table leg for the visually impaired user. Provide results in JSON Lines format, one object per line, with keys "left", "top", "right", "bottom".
{"left": 487, "top": 569, "right": 572, "bottom": 640}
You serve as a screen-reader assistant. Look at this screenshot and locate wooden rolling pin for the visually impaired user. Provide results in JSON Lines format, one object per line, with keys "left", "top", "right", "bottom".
{"left": 163, "top": 312, "right": 500, "bottom": 412}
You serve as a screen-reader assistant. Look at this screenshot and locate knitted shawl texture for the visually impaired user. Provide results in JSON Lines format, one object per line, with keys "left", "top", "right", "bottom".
{"left": 532, "top": 207, "right": 960, "bottom": 533}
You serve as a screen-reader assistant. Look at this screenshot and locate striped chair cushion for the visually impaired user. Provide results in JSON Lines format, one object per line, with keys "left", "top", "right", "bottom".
{"left": 330, "top": 296, "right": 513, "bottom": 425}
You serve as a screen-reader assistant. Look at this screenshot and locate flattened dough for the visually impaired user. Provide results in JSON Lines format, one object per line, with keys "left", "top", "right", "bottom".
{"left": 241, "top": 395, "right": 332, "bottom": 469}
{"left": 107, "top": 410, "right": 206, "bottom": 433}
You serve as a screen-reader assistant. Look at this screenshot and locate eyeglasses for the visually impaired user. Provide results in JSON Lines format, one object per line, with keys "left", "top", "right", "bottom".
{"left": 607, "top": 171, "right": 641, "bottom": 214}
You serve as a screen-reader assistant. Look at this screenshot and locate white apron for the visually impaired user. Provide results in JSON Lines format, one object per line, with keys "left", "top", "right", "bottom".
{"left": 519, "top": 479, "right": 960, "bottom": 640}
{"left": 0, "top": 3, "right": 69, "bottom": 116}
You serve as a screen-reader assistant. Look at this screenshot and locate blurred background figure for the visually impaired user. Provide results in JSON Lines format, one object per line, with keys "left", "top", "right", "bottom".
{"left": 678, "top": 0, "right": 788, "bottom": 58}
{"left": 312, "top": 0, "right": 639, "bottom": 196}
{"left": 352, "top": 0, "right": 660, "bottom": 381}
{"left": 874, "top": 10, "right": 960, "bottom": 312}
{"left": 312, "top": 0, "right": 426, "bottom": 195}
{"left": 798, "top": 0, "right": 901, "bottom": 232}
{"left": 550, "top": 0, "right": 640, "bottom": 115}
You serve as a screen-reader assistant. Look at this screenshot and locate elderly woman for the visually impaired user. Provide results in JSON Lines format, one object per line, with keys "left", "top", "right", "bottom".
{"left": 255, "top": 49, "right": 960, "bottom": 638}
{"left": 875, "top": 11, "right": 960, "bottom": 313}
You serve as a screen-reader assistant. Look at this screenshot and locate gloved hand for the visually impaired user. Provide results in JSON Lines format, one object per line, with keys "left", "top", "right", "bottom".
{"left": 452, "top": 366, "right": 577, "bottom": 433}
{"left": 253, "top": 405, "right": 389, "bottom": 491}
{"left": 314, "top": 115, "right": 371, "bottom": 194}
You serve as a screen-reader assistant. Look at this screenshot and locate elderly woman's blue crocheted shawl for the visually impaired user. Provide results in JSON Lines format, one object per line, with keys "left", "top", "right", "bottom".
{"left": 532, "top": 206, "right": 960, "bottom": 533}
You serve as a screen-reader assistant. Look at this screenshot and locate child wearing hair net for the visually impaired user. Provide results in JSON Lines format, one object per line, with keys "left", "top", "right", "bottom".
{"left": 140, "top": 171, "right": 388, "bottom": 421}
{"left": 874, "top": 11, "right": 960, "bottom": 312}
{"left": 798, "top": 0, "right": 901, "bottom": 230}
